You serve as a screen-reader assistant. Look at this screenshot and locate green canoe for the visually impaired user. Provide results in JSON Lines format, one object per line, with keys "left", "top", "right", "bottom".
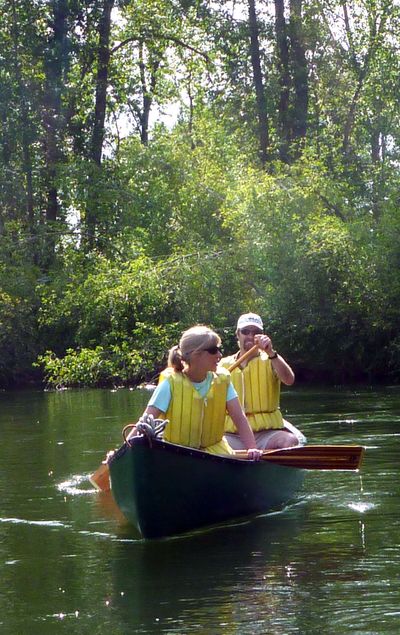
{"left": 109, "top": 436, "right": 305, "bottom": 539}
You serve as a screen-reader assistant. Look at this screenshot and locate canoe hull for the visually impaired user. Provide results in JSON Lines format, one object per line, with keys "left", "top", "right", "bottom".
{"left": 109, "top": 437, "right": 304, "bottom": 539}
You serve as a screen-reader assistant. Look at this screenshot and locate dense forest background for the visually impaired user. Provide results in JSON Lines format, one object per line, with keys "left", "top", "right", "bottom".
{"left": 1, "top": 0, "right": 399, "bottom": 388}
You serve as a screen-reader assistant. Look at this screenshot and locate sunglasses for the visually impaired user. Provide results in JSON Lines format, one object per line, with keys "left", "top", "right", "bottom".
{"left": 203, "top": 345, "right": 223, "bottom": 355}
{"left": 240, "top": 328, "right": 263, "bottom": 336}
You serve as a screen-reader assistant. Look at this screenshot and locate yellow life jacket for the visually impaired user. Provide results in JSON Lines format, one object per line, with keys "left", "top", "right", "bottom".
{"left": 158, "top": 366, "right": 173, "bottom": 383}
{"left": 162, "top": 368, "right": 232, "bottom": 451}
{"left": 220, "top": 352, "right": 283, "bottom": 432}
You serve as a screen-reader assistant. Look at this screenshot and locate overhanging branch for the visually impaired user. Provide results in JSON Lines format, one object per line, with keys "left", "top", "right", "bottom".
{"left": 111, "top": 32, "right": 211, "bottom": 63}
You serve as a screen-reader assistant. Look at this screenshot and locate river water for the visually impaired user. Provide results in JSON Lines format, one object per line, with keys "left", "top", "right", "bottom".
{"left": 0, "top": 385, "right": 399, "bottom": 634}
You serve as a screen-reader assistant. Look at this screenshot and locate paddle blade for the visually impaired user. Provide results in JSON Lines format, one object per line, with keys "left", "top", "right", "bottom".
{"left": 89, "top": 463, "right": 110, "bottom": 491}
{"left": 236, "top": 445, "right": 365, "bottom": 471}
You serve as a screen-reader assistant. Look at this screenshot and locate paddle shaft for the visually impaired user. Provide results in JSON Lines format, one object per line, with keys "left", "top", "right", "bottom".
{"left": 228, "top": 345, "right": 258, "bottom": 372}
{"left": 234, "top": 444, "right": 365, "bottom": 471}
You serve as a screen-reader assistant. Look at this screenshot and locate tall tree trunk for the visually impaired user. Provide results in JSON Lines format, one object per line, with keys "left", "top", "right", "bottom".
{"left": 371, "top": 121, "right": 384, "bottom": 220}
{"left": 86, "top": 0, "right": 114, "bottom": 248}
{"left": 10, "top": 0, "right": 34, "bottom": 232}
{"left": 340, "top": 1, "right": 388, "bottom": 158}
{"left": 92, "top": 0, "right": 114, "bottom": 164}
{"left": 371, "top": 129, "right": 381, "bottom": 164}
{"left": 187, "top": 68, "right": 195, "bottom": 150}
{"left": 42, "top": 0, "right": 69, "bottom": 266}
{"left": 342, "top": 74, "right": 364, "bottom": 158}
{"left": 274, "top": 0, "right": 291, "bottom": 162}
{"left": 138, "top": 41, "right": 160, "bottom": 145}
{"left": 248, "top": 0, "right": 269, "bottom": 165}
{"left": 289, "top": 0, "right": 308, "bottom": 152}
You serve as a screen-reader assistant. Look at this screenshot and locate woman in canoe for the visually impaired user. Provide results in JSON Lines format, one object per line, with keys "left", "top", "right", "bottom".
{"left": 128, "top": 325, "right": 262, "bottom": 460}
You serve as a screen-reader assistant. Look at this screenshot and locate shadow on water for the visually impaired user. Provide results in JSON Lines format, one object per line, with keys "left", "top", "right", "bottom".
{"left": 109, "top": 504, "right": 309, "bottom": 633}
{"left": 1, "top": 386, "right": 399, "bottom": 634}
{"left": 106, "top": 498, "right": 369, "bottom": 635}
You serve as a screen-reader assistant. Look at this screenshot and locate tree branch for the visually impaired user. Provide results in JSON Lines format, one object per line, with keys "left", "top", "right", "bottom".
{"left": 111, "top": 33, "right": 210, "bottom": 63}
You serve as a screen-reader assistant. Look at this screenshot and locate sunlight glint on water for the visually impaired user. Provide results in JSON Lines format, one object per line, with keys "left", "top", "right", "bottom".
{"left": 0, "top": 385, "right": 398, "bottom": 634}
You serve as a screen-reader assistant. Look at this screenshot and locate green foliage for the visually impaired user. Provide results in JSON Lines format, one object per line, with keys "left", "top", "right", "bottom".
{"left": 0, "top": 228, "right": 42, "bottom": 386}
{"left": 0, "top": 290, "right": 38, "bottom": 386}
{"left": 1, "top": 0, "right": 400, "bottom": 387}
{"left": 211, "top": 156, "right": 398, "bottom": 381}
{"left": 37, "top": 347, "right": 116, "bottom": 389}
{"left": 35, "top": 251, "right": 180, "bottom": 386}
{"left": 37, "top": 339, "right": 165, "bottom": 389}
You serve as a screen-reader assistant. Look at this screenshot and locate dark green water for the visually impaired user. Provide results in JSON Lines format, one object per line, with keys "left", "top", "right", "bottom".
{"left": 0, "top": 385, "right": 399, "bottom": 634}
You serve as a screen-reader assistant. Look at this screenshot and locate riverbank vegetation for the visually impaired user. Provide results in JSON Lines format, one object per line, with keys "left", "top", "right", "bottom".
{"left": 1, "top": 0, "right": 399, "bottom": 388}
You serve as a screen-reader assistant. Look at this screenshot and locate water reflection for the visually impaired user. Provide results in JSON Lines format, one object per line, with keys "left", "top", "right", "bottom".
{"left": 0, "top": 385, "right": 399, "bottom": 634}
{"left": 107, "top": 499, "right": 372, "bottom": 634}
{"left": 110, "top": 506, "right": 309, "bottom": 633}
{"left": 95, "top": 491, "right": 132, "bottom": 527}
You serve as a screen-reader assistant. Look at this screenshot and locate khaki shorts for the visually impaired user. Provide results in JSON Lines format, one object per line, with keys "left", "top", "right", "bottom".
{"left": 225, "top": 421, "right": 306, "bottom": 451}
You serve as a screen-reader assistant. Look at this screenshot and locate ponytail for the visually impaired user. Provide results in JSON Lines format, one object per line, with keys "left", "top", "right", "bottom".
{"left": 167, "top": 344, "right": 185, "bottom": 372}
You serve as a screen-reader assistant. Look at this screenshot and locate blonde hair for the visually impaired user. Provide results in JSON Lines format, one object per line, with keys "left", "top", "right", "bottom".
{"left": 168, "top": 325, "right": 221, "bottom": 372}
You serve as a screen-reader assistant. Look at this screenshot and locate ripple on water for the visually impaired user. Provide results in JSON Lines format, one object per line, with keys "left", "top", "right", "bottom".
{"left": 57, "top": 474, "right": 98, "bottom": 496}
{"left": 0, "top": 517, "right": 70, "bottom": 528}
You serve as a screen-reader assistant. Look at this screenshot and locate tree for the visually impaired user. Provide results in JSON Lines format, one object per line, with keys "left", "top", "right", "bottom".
{"left": 274, "top": 0, "right": 308, "bottom": 161}
{"left": 248, "top": 0, "right": 270, "bottom": 164}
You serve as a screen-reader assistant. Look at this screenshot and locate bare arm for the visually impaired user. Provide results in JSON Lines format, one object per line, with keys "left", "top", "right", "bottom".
{"left": 144, "top": 405, "right": 163, "bottom": 418}
{"left": 254, "top": 334, "right": 295, "bottom": 385}
{"left": 226, "top": 397, "right": 259, "bottom": 451}
{"left": 268, "top": 354, "right": 295, "bottom": 385}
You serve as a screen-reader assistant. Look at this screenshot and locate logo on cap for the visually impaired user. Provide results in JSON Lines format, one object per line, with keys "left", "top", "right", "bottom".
{"left": 236, "top": 313, "right": 263, "bottom": 331}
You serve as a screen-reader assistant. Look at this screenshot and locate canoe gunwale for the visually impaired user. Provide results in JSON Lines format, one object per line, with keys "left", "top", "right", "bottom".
{"left": 109, "top": 436, "right": 265, "bottom": 467}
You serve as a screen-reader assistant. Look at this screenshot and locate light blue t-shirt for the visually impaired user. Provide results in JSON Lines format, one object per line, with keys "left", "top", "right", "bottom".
{"left": 148, "top": 371, "right": 237, "bottom": 413}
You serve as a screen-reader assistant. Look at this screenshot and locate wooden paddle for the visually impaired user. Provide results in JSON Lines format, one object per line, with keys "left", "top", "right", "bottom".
{"left": 235, "top": 444, "right": 365, "bottom": 471}
{"left": 89, "top": 345, "right": 260, "bottom": 491}
{"left": 91, "top": 443, "right": 365, "bottom": 492}
{"left": 227, "top": 344, "right": 258, "bottom": 371}
{"left": 89, "top": 461, "right": 111, "bottom": 491}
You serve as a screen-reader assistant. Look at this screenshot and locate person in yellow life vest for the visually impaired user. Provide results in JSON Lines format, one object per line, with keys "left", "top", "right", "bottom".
{"left": 127, "top": 325, "right": 263, "bottom": 460}
{"left": 219, "top": 313, "right": 306, "bottom": 451}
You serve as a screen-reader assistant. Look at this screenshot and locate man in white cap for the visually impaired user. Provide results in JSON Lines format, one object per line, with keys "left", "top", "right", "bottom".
{"left": 219, "top": 313, "right": 305, "bottom": 450}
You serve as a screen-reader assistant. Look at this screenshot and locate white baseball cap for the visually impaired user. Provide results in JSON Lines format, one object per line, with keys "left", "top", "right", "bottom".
{"left": 236, "top": 313, "right": 264, "bottom": 331}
